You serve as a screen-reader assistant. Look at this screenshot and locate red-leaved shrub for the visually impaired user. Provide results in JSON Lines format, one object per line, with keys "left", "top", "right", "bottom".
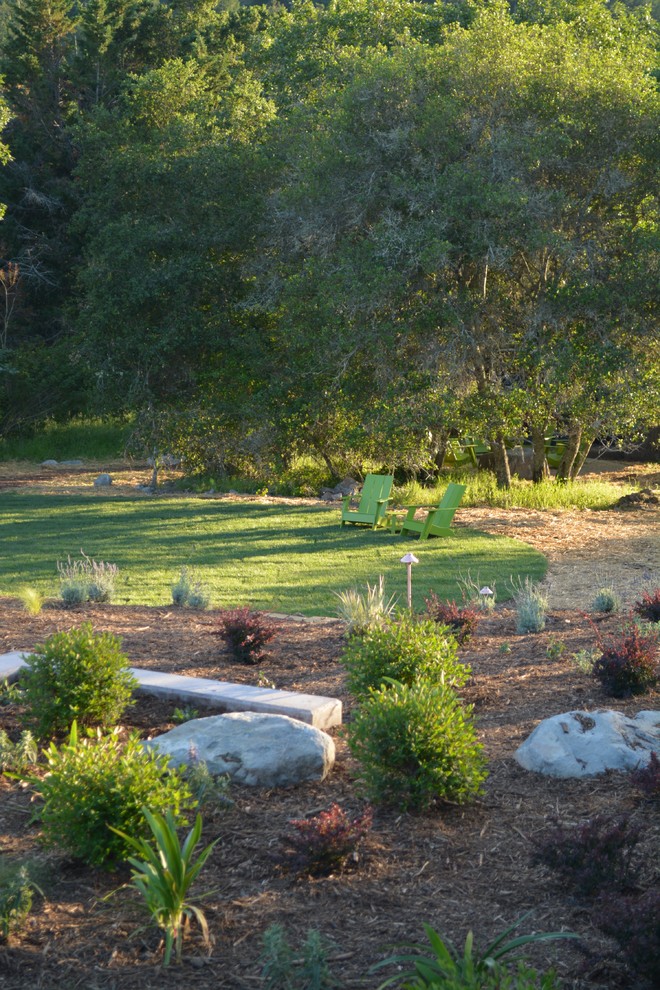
{"left": 424, "top": 592, "right": 480, "bottom": 644}
{"left": 630, "top": 751, "right": 660, "bottom": 801}
{"left": 591, "top": 620, "right": 659, "bottom": 697}
{"left": 277, "top": 803, "right": 373, "bottom": 877}
{"left": 214, "top": 607, "right": 276, "bottom": 664}
{"left": 595, "top": 888, "right": 660, "bottom": 985}
{"left": 633, "top": 587, "right": 660, "bottom": 624}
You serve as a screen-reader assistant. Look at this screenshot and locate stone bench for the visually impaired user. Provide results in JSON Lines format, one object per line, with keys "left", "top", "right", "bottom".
{"left": 0, "top": 652, "right": 342, "bottom": 730}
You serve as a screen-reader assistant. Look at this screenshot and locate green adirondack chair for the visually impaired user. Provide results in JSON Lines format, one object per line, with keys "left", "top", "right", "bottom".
{"left": 544, "top": 438, "right": 567, "bottom": 470}
{"left": 340, "top": 474, "right": 394, "bottom": 529}
{"left": 393, "top": 482, "right": 466, "bottom": 540}
{"left": 442, "top": 440, "right": 478, "bottom": 469}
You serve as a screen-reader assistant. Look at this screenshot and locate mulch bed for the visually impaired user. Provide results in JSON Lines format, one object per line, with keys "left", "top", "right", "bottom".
{"left": 0, "top": 597, "right": 658, "bottom": 989}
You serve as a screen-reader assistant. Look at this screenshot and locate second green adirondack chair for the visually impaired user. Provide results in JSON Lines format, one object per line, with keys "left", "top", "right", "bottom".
{"left": 394, "top": 482, "right": 466, "bottom": 540}
{"left": 340, "top": 473, "right": 394, "bottom": 530}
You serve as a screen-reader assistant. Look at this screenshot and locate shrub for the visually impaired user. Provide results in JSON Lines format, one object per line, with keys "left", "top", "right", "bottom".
{"left": 57, "top": 552, "right": 118, "bottom": 604}
{"left": 532, "top": 815, "right": 641, "bottom": 899}
{"left": 35, "top": 722, "right": 195, "bottom": 866}
{"left": 590, "top": 587, "right": 620, "bottom": 614}
{"left": 171, "top": 567, "right": 211, "bottom": 609}
{"left": 424, "top": 592, "right": 480, "bottom": 644}
{"left": 183, "top": 758, "right": 233, "bottom": 812}
{"left": 591, "top": 621, "right": 659, "bottom": 697}
{"left": 629, "top": 751, "right": 660, "bottom": 801}
{"left": 215, "top": 607, "right": 276, "bottom": 664}
{"left": 633, "top": 587, "right": 660, "bottom": 624}
{"left": 277, "top": 803, "right": 373, "bottom": 877}
{"left": 342, "top": 613, "right": 470, "bottom": 700}
{"left": 510, "top": 577, "right": 548, "bottom": 634}
{"left": 335, "top": 576, "right": 397, "bottom": 636}
{"left": 261, "top": 924, "right": 338, "bottom": 990}
{"left": 570, "top": 648, "right": 599, "bottom": 674}
{"left": 594, "top": 887, "right": 660, "bottom": 986}
{"left": 0, "top": 860, "right": 42, "bottom": 941}
{"left": 347, "top": 678, "right": 487, "bottom": 811}
{"left": 0, "top": 730, "right": 38, "bottom": 775}
{"left": 21, "top": 623, "right": 137, "bottom": 738}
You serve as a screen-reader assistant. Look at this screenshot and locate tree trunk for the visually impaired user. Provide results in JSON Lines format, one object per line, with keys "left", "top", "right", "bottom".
{"left": 556, "top": 424, "right": 583, "bottom": 482}
{"left": 491, "top": 435, "right": 511, "bottom": 489}
{"left": 531, "top": 425, "right": 550, "bottom": 484}
{"left": 570, "top": 434, "right": 594, "bottom": 480}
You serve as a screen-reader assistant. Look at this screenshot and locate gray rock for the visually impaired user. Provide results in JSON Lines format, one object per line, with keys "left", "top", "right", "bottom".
{"left": 93, "top": 473, "right": 113, "bottom": 486}
{"left": 40, "top": 459, "right": 59, "bottom": 467}
{"left": 515, "top": 709, "right": 660, "bottom": 778}
{"left": 59, "top": 459, "right": 84, "bottom": 466}
{"left": 143, "top": 711, "right": 335, "bottom": 787}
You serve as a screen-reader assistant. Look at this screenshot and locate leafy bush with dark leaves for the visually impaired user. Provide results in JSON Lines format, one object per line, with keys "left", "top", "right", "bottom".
{"left": 595, "top": 887, "right": 660, "bottom": 986}
{"left": 532, "top": 815, "right": 641, "bottom": 899}
{"left": 633, "top": 587, "right": 660, "bottom": 624}
{"left": 277, "top": 803, "right": 373, "bottom": 877}
{"left": 629, "top": 751, "right": 660, "bottom": 801}
{"left": 591, "top": 621, "right": 659, "bottom": 697}
{"left": 215, "top": 607, "right": 276, "bottom": 664}
{"left": 424, "top": 592, "right": 481, "bottom": 644}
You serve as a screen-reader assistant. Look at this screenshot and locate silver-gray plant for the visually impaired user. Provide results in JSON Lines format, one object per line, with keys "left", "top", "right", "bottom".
{"left": 57, "top": 551, "right": 118, "bottom": 604}
{"left": 510, "top": 576, "right": 548, "bottom": 634}
{"left": 590, "top": 586, "right": 620, "bottom": 614}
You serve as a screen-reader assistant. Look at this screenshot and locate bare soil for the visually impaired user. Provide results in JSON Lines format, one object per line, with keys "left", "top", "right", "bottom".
{"left": 0, "top": 462, "right": 658, "bottom": 990}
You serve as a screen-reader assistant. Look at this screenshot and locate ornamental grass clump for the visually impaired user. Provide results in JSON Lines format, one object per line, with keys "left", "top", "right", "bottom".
{"left": 35, "top": 722, "right": 195, "bottom": 867}
{"left": 57, "top": 551, "right": 118, "bottom": 604}
{"left": 21, "top": 623, "right": 137, "bottom": 738}
{"left": 335, "top": 576, "right": 397, "bottom": 636}
{"left": 276, "top": 803, "right": 373, "bottom": 877}
{"left": 347, "top": 677, "right": 487, "bottom": 811}
{"left": 591, "top": 620, "right": 659, "bottom": 697}
{"left": 590, "top": 586, "right": 621, "bottom": 615}
{"left": 342, "top": 612, "right": 470, "bottom": 700}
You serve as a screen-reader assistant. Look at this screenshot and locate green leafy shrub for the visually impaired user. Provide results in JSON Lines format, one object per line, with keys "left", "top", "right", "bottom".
{"left": 112, "top": 808, "right": 218, "bottom": 966}
{"left": 372, "top": 914, "right": 575, "bottom": 989}
{"left": 342, "top": 613, "right": 470, "bottom": 700}
{"left": 591, "top": 621, "right": 659, "bottom": 697}
{"left": 347, "top": 678, "right": 487, "bottom": 811}
{"left": 21, "top": 623, "right": 137, "bottom": 738}
{"left": 261, "top": 924, "right": 338, "bottom": 990}
{"left": 183, "top": 756, "right": 233, "bottom": 812}
{"left": 0, "top": 860, "right": 43, "bottom": 941}
{"left": 57, "top": 552, "right": 118, "bottom": 604}
{"left": 532, "top": 815, "right": 641, "bottom": 899}
{"left": 590, "top": 587, "right": 620, "bottom": 614}
{"left": 0, "top": 730, "right": 38, "bottom": 774}
{"left": 424, "top": 592, "right": 481, "bottom": 644}
{"left": 35, "top": 722, "right": 195, "bottom": 866}
{"left": 511, "top": 577, "right": 548, "bottom": 634}
{"left": 335, "top": 576, "right": 397, "bottom": 636}
{"left": 277, "top": 803, "right": 373, "bottom": 877}
{"left": 215, "top": 607, "right": 276, "bottom": 664}
{"left": 633, "top": 587, "right": 660, "bottom": 624}
{"left": 594, "top": 888, "right": 660, "bottom": 986}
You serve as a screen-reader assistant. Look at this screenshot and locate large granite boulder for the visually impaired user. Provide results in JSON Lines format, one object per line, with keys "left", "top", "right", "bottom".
{"left": 515, "top": 710, "right": 659, "bottom": 778}
{"left": 143, "top": 711, "right": 335, "bottom": 787}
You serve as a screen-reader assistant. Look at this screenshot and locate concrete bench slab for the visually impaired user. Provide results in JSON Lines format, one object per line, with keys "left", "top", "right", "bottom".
{"left": 0, "top": 652, "right": 342, "bottom": 730}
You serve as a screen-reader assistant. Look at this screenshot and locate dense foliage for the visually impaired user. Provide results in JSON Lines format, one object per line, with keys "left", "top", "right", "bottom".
{"left": 1, "top": 0, "right": 658, "bottom": 480}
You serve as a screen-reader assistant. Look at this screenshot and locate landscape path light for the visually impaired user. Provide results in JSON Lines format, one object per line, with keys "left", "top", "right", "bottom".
{"left": 400, "top": 552, "right": 419, "bottom": 610}
{"left": 479, "top": 585, "right": 494, "bottom": 611}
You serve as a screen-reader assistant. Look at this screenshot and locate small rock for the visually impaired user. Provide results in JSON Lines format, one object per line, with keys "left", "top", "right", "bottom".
{"left": 94, "top": 473, "right": 112, "bottom": 486}
{"left": 40, "top": 459, "right": 59, "bottom": 467}
{"left": 59, "top": 459, "right": 84, "bottom": 467}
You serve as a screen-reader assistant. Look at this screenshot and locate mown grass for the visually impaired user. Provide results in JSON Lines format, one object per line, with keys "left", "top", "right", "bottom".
{"left": 0, "top": 494, "right": 545, "bottom": 615}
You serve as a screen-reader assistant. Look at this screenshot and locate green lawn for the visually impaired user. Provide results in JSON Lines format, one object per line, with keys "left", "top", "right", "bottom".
{"left": 0, "top": 494, "right": 546, "bottom": 615}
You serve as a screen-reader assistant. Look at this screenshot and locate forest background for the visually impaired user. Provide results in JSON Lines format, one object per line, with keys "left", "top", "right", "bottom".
{"left": 0, "top": 0, "right": 659, "bottom": 489}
